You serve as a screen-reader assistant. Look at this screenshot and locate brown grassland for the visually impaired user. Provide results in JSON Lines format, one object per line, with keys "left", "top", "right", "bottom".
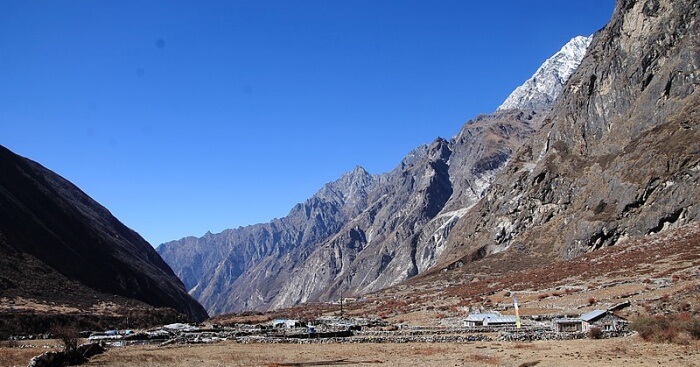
{"left": 2, "top": 337, "right": 698, "bottom": 367}
{"left": 102, "top": 338, "right": 698, "bottom": 367}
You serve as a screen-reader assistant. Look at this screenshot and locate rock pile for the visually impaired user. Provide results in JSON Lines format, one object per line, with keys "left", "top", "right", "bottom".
{"left": 27, "top": 342, "right": 104, "bottom": 367}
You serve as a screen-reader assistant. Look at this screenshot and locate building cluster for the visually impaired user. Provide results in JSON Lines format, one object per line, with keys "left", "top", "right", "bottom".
{"left": 464, "top": 309, "right": 628, "bottom": 333}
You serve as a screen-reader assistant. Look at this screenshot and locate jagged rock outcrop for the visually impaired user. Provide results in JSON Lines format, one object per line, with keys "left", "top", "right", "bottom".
{"left": 158, "top": 166, "right": 380, "bottom": 314}
{"left": 0, "top": 145, "right": 207, "bottom": 321}
{"left": 440, "top": 0, "right": 700, "bottom": 268}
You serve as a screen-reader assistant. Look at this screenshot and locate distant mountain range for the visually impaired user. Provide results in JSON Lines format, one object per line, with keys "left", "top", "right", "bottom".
{"left": 158, "top": 35, "right": 594, "bottom": 315}
{"left": 0, "top": 145, "right": 207, "bottom": 322}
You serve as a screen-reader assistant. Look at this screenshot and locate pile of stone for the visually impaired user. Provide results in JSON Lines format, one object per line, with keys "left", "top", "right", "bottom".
{"left": 27, "top": 343, "right": 104, "bottom": 367}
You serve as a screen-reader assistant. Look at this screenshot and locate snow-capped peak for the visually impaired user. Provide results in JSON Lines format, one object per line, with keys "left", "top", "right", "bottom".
{"left": 497, "top": 35, "right": 592, "bottom": 112}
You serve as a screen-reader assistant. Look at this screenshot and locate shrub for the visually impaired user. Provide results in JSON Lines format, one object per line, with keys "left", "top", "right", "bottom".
{"left": 588, "top": 326, "right": 604, "bottom": 339}
{"left": 686, "top": 318, "right": 700, "bottom": 340}
{"left": 631, "top": 314, "right": 700, "bottom": 344}
{"left": 0, "top": 340, "right": 19, "bottom": 348}
{"left": 50, "top": 324, "right": 80, "bottom": 353}
{"left": 677, "top": 301, "right": 691, "bottom": 312}
{"left": 587, "top": 297, "right": 596, "bottom": 305}
{"left": 632, "top": 315, "right": 673, "bottom": 342}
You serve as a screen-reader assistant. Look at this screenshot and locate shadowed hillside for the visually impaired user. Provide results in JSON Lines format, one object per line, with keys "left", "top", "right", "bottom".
{"left": 0, "top": 144, "right": 207, "bottom": 324}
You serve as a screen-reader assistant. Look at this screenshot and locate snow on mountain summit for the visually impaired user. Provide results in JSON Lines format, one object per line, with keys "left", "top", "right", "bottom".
{"left": 497, "top": 35, "right": 592, "bottom": 112}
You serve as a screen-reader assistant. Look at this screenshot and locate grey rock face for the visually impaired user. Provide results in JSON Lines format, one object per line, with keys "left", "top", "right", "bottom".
{"left": 441, "top": 0, "right": 700, "bottom": 268}
{"left": 158, "top": 34, "right": 608, "bottom": 315}
{"left": 157, "top": 166, "right": 378, "bottom": 315}
{"left": 159, "top": 110, "right": 541, "bottom": 314}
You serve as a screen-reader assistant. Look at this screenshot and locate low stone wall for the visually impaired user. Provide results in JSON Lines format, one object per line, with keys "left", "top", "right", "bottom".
{"left": 158, "top": 327, "right": 632, "bottom": 346}
{"left": 228, "top": 334, "right": 492, "bottom": 344}
{"left": 357, "top": 326, "right": 544, "bottom": 337}
{"left": 496, "top": 330, "right": 633, "bottom": 342}
{"left": 497, "top": 331, "right": 587, "bottom": 342}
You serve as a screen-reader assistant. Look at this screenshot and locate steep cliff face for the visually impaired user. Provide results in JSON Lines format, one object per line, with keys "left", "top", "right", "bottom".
{"left": 159, "top": 111, "right": 541, "bottom": 314}
{"left": 0, "top": 145, "right": 207, "bottom": 322}
{"left": 158, "top": 35, "right": 592, "bottom": 315}
{"left": 157, "top": 167, "right": 379, "bottom": 314}
{"left": 441, "top": 0, "right": 700, "bottom": 268}
{"left": 268, "top": 138, "right": 455, "bottom": 308}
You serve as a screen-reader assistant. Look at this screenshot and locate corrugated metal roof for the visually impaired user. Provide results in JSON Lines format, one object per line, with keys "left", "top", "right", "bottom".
{"left": 581, "top": 309, "right": 607, "bottom": 322}
{"left": 553, "top": 318, "right": 582, "bottom": 323}
{"left": 465, "top": 313, "right": 501, "bottom": 321}
{"left": 485, "top": 316, "right": 517, "bottom": 324}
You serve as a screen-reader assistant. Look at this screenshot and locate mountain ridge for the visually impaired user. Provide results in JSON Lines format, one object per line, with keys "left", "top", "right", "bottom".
{"left": 0, "top": 144, "right": 208, "bottom": 322}
{"left": 157, "top": 34, "right": 591, "bottom": 315}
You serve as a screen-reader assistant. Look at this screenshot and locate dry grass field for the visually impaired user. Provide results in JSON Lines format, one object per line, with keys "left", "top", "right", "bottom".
{"left": 80, "top": 337, "right": 700, "bottom": 367}
{"left": 0, "top": 340, "right": 62, "bottom": 367}
{"left": 3, "top": 336, "right": 700, "bottom": 367}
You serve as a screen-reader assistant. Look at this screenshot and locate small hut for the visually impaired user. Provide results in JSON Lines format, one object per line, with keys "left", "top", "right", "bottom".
{"left": 552, "top": 310, "right": 627, "bottom": 332}
{"left": 581, "top": 310, "right": 627, "bottom": 332}
{"left": 464, "top": 312, "right": 517, "bottom": 327}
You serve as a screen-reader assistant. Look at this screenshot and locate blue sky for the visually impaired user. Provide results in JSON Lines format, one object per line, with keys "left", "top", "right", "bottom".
{"left": 0, "top": 1, "right": 614, "bottom": 246}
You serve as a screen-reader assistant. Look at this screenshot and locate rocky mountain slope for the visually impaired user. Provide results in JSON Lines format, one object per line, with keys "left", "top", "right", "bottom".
{"left": 157, "top": 166, "right": 380, "bottom": 313}
{"left": 0, "top": 145, "right": 208, "bottom": 322}
{"left": 158, "top": 34, "right": 591, "bottom": 315}
{"left": 439, "top": 0, "right": 700, "bottom": 270}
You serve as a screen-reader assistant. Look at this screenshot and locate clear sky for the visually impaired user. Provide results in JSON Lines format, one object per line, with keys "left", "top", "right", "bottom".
{"left": 0, "top": 1, "right": 614, "bottom": 246}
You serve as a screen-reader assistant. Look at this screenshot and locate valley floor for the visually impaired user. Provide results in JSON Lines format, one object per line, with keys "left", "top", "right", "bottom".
{"left": 73, "top": 336, "right": 699, "bottom": 367}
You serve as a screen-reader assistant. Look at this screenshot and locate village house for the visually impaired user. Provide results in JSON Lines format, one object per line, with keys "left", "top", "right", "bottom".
{"left": 581, "top": 309, "right": 627, "bottom": 332}
{"left": 552, "top": 318, "right": 583, "bottom": 333}
{"left": 464, "top": 312, "right": 518, "bottom": 327}
{"left": 552, "top": 310, "right": 627, "bottom": 332}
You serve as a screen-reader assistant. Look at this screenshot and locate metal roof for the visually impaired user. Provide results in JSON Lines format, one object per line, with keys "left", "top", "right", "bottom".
{"left": 465, "top": 313, "right": 501, "bottom": 321}
{"left": 580, "top": 310, "right": 607, "bottom": 322}
{"left": 485, "top": 316, "right": 517, "bottom": 324}
{"left": 553, "top": 318, "right": 582, "bottom": 324}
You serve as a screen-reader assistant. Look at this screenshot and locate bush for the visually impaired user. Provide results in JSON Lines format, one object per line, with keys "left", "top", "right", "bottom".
{"left": 588, "top": 326, "right": 604, "bottom": 339}
{"left": 686, "top": 318, "right": 700, "bottom": 340}
{"left": 0, "top": 340, "right": 19, "bottom": 348}
{"left": 631, "top": 314, "right": 700, "bottom": 344}
{"left": 50, "top": 324, "right": 80, "bottom": 352}
{"left": 632, "top": 315, "right": 674, "bottom": 342}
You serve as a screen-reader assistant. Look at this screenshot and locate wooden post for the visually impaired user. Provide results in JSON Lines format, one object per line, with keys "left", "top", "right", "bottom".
{"left": 513, "top": 295, "right": 521, "bottom": 329}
